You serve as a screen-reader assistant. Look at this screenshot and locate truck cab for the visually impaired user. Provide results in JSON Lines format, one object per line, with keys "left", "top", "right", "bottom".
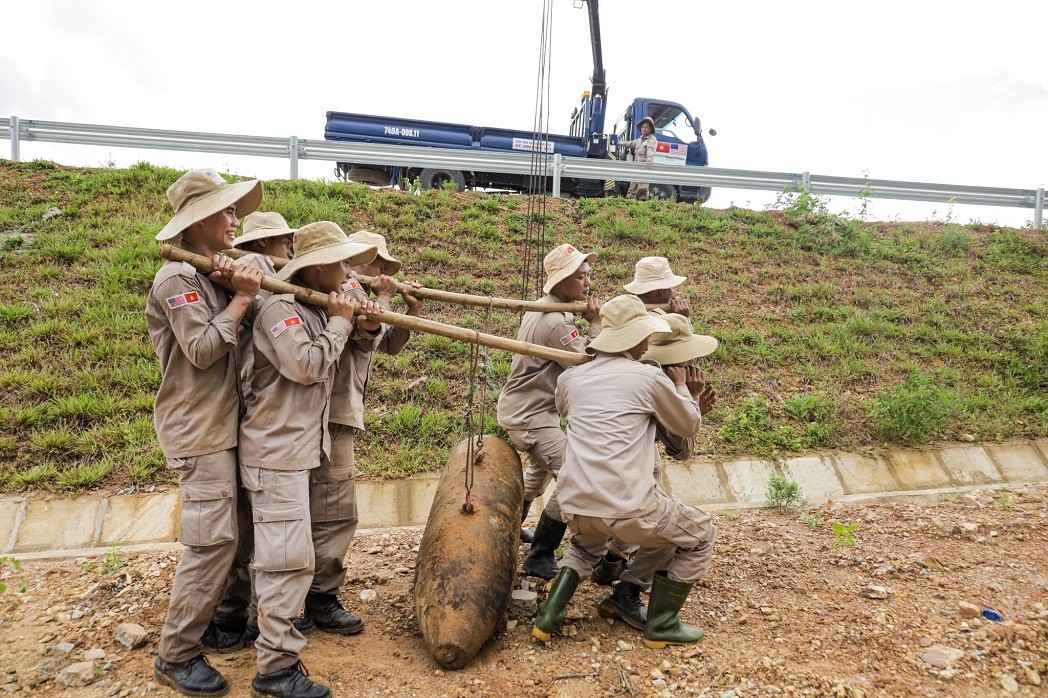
{"left": 613, "top": 97, "right": 712, "bottom": 203}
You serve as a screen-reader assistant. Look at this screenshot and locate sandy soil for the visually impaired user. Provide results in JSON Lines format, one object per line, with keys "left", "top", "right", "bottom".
{"left": 1, "top": 485, "right": 1045, "bottom": 698}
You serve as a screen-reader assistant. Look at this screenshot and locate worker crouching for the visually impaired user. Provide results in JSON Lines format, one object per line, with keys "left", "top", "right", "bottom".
{"left": 533, "top": 295, "right": 715, "bottom": 649}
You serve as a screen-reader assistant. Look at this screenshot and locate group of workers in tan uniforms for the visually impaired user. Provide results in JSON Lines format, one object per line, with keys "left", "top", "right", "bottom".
{"left": 148, "top": 169, "right": 419, "bottom": 698}
{"left": 496, "top": 245, "right": 719, "bottom": 649}
{"left": 148, "top": 166, "right": 717, "bottom": 696}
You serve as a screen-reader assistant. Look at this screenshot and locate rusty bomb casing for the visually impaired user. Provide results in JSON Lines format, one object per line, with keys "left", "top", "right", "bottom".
{"left": 414, "top": 435, "right": 524, "bottom": 669}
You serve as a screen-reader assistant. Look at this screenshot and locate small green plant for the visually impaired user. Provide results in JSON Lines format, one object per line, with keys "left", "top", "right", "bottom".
{"left": 800, "top": 511, "right": 823, "bottom": 530}
{"left": 101, "top": 542, "right": 125, "bottom": 573}
{"left": 996, "top": 489, "right": 1014, "bottom": 509}
{"left": 868, "top": 372, "right": 953, "bottom": 443}
{"left": 721, "top": 509, "right": 739, "bottom": 521}
{"left": 831, "top": 522, "right": 858, "bottom": 547}
{"left": 857, "top": 169, "right": 874, "bottom": 221}
{"left": 765, "top": 474, "right": 805, "bottom": 512}
{"left": 937, "top": 490, "right": 961, "bottom": 502}
{"left": 0, "top": 556, "right": 24, "bottom": 594}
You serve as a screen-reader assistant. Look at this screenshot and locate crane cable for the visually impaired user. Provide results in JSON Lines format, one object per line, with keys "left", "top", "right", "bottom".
{"left": 520, "top": 0, "right": 555, "bottom": 302}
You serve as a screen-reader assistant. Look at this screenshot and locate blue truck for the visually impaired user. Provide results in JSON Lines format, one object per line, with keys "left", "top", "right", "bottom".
{"left": 324, "top": 0, "right": 714, "bottom": 203}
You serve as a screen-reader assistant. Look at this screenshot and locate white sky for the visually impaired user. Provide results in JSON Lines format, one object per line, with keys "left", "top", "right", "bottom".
{"left": 3, "top": 0, "right": 1047, "bottom": 227}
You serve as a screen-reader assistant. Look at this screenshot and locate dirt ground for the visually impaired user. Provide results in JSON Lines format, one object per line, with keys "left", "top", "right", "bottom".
{"left": 1, "top": 485, "right": 1045, "bottom": 698}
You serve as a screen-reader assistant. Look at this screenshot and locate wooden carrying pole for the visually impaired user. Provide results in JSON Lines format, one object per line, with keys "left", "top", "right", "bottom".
{"left": 160, "top": 246, "right": 588, "bottom": 366}
{"left": 222, "top": 248, "right": 667, "bottom": 315}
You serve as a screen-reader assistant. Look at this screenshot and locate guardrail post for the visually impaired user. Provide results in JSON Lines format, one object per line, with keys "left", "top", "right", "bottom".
{"left": 10, "top": 115, "right": 20, "bottom": 161}
{"left": 802, "top": 171, "right": 811, "bottom": 194}
{"left": 1036, "top": 188, "right": 1045, "bottom": 230}
{"left": 289, "top": 136, "right": 299, "bottom": 179}
{"left": 552, "top": 153, "right": 563, "bottom": 198}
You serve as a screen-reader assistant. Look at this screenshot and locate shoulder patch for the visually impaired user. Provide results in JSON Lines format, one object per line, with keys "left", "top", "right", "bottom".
{"left": 270, "top": 315, "right": 303, "bottom": 338}
{"left": 166, "top": 291, "right": 201, "bottom": 309}
{"left": 345, "top": 278, "right": 363, "bottom": 291}
{"left": 559, "top": 328, "right": 580, "bottom": 346}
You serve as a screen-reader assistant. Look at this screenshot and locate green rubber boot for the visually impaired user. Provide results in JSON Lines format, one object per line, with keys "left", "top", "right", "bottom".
{"left": 532, "top": 567, "right": 580, "bottom": 642}
{"left": 642, "top": 573, "right": 705, "bottom": 649}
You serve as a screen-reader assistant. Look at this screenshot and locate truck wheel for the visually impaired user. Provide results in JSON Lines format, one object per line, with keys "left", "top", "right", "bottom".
{"left": 649, "top": 183, "right": 676, "bottom": 201}
{"left": 695, "top": 187, "right": 712, "bottom": 205}
{"left": 419, "top": 168, "right": 466, "bottom": 192}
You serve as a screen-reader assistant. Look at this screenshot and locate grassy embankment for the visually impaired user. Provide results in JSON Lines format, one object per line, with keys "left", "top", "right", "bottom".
{"left": 0, "top": 160, "right": 1045, "bottom": 493}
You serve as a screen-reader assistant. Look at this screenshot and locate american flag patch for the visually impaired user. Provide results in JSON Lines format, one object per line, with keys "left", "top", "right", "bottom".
{"left": 166, "top": 291, "right": 201, "bottom": 309}
{"left": 270, "top": 315, "right": 302, "bottom": 337}
{"left": 559, "top": 328, "right": 580, "bottom": 346}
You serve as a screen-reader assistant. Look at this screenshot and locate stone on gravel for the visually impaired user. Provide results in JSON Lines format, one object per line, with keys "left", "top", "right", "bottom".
{"left": 115, "top": 622, "right": 147, "bottom": 649}
{"left": 958, "top": 601, "right": 981, "bottom": 618}
{"left": 918, "top": 646, "right": 964, "bottom": 669}
{"left": 509, "top": 590, "right": 537, "bottom": 618}
{"left": 859, "top": 585, "right": 891, "bottom": 599}
{"left": 1024, "top": 666, "right": 1041, "bottom": 686}
{"left": 616, "top": 640, "right": 633, "bottom": 652}
{"left": 56, "top": 642, "right": 75, "bottom": 654}
{"left": 84, "top": 648, "right": 106, "bottom": 661}
{"left": 360, "top": 589, "right": 377, "bottom": 602}
{"left": 57, "top": 662, "right": 96, "bottom": 688}
{"left": 999, "top": 673, "right": 1019, "bottom": 693}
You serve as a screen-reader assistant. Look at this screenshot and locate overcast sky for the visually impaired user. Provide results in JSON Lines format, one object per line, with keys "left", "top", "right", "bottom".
{"left": 3, "top": 1, "right": 1046, "bottom": 227}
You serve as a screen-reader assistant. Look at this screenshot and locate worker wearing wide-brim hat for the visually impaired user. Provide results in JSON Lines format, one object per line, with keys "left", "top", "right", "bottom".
{"left": 301, "top": 229, "right": 419, "bottom": 636}
{"left": 149, "top": 168, "right": 267, "bottom": 696}
{"left": 202, "top": 210, "right": 302, "bottom": 655}
{"left": 624, "top": 256, "right": 691, "bottom": 317}
{"left": 592, "top": 312, "right": 719, "bottom": 630}
{"left": 497, "top": 243, "right": 604, "bottom": 580}
{"left": 534, "top": 295, "right": 716, "bottom": 650}
{"left": 238, "top": 221, "right": 380, "bottom": 697}
{"left": 625, "top": 116, "right": 658, "bottom": 201}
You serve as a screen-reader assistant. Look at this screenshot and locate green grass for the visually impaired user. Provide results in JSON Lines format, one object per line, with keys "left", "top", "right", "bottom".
{"left": 1, "top": 160, "right": 1046, "bottom": 491}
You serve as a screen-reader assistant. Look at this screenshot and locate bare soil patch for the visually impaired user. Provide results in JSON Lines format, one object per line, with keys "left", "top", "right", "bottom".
{"left": 1, "top": 489, "right": 1045, "bottom": 698}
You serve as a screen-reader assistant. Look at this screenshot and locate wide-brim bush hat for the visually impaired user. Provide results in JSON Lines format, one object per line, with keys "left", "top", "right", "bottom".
{"left": 347, "top": 230, "right": 402, "bottom": 275}
{"left": 275, "top": 221, "right": 378, "bottom": 282}
{"left": 588, "top": 295, "right": 671, "bottom": 354}
{"left": 156, "top": 168, "right": 262, "bottom": 241}
{"left": 637, "top": 116, "right": 655, "bottom": 131}
{"left": 542, "top": 243, "right": 597, "bottom": 294}
{"left": 641, "top": 313, "right": 718, "bottom": 365}
{"left": 232, "top": 212, "right": 296, "bottom": 247}
{"left": 623, "top": 256, "right": 687, "bottom": 294}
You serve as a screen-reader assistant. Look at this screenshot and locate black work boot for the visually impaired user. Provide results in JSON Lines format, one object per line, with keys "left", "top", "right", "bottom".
{"left": 521, "top": 511, "right": 568, "bottom": 580}
{"left": 597, "top": 581, "right": 647, "bottom": 630}
{"left": 304, "top": 592, "right": 364, "bottom": 635}
{"left": 532, "top": 566, "right": 580, "bottom": 642}
{"left": 590, "top": 552, "right": 626, "bottom": 586}
{"left": 243, "top": 617, "right": 316, "bottom": 646}
{"left": 201, "top": 618, "right": 247, "bottom": 654}
{"left": 154, "top": 654, "right": 229, "bottom": 697}
{"left": 520, "top": 499, "right": 535, "bottom": 544}
{"left": 251, "top": 660, "right": 329, "bottom": 698}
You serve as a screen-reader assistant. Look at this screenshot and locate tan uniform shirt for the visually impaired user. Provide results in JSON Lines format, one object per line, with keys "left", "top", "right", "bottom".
{"left": 554, "top": 353, "right": 702, "bottom": 518}
{"left": 327, "top": 277, "right": 382, "bottom": 430}
{"left": 146, "top": 258, "right": 241, "bottom": 459}
{"left": 626, "top": 133, "right": 658, "bottom": 165}
{"left": 496, "top": 295, "right": 598, "bottom": 431}
{"left": 239, "top": 295, "right": 352, "bottom": 470}
{"left": 233, "top": 253, "right": 277, "bottom": 411}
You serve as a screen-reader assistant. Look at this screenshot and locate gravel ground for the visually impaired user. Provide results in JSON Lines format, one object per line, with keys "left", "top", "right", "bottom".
{"left": 0, "top": 485, "right": 1045, "bottom": 697}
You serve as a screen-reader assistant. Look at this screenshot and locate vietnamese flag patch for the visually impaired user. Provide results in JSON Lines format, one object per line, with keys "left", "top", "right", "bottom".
{"left": 270, "top": 315, "right": 302, "bottom": 338}
{"left": 166, "top": 291, "right": 201, "bottom": 309}
{"left": 345, "top": 278, "right": 363, "bottom": 291}
{"left": 656, "top": 142, "right": 671, "bottom": 153}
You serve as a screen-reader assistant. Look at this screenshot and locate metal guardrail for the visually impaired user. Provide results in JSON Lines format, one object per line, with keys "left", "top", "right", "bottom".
{"left": 5, "top": 115, "right": 1045, "bottom": 227}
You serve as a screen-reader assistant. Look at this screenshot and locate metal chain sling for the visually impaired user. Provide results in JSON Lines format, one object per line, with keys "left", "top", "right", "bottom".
{"left": 461, "top": 298, "right": 495, "bottom": 513}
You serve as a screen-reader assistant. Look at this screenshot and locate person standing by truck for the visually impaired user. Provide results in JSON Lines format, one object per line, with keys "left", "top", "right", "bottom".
{"left": 624, "top": 116, "right": 658, "bottom": 201}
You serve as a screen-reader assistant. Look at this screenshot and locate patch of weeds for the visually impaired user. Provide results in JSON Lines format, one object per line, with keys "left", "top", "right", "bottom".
{"left": 101, "top": 542, "right": 125, "bottom": 573}
{"left": 0, "top": 556, "right": 25, "bottom": 594}
{"left": 784, "top": 394, "right": 829, "bottom": 423}
{"left": 996, "top": 488, "right": 1014, "bottom": 509}
{"left": 11, "top": 462, "right": 58, "bottom": 489}
{"left": 937, "top": 490, "right": 961, "bottom": 502}
{"left": 765, "top": 473, "right": 806, "bottom": 512}
{"left": 56, "top": 460, "right": 113, "bottom": 491}
{"left": 800, "top": 511, "right": 823, "bottom": 530}
{"left": 869, "top": 372, "right": 953, "bottom": 443}
{"left": 721, "top": 509, "right": 739, "bottom": 521}
{"left": 831, "top": 522, "right": 858, "bottom": 547}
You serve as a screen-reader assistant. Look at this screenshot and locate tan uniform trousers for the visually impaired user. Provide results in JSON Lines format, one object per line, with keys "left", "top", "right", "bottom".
{"left": 560, "top": 494, "right": 715, "bottom": 587}
{"left": 310, "top": 423, "right": 359, "bottom": 595}
{"left": 241, "top": 467, "right": 314, "bottom": 674}
{"left": 626, "top": 181, "right": 650, "bottom": 201}
{"left": 214, "top": 467, "right": 255, "bottom": 624}
{"left": 505, "top": 426, "right": 566, "bottom": 522}
{"left": 159, "top": 449, "right": 240, "bottom": 663}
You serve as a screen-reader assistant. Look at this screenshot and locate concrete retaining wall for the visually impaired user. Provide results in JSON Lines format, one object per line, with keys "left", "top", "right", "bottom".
{"left": 3, "top": 439, "right": 1046, "bottom": 558}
